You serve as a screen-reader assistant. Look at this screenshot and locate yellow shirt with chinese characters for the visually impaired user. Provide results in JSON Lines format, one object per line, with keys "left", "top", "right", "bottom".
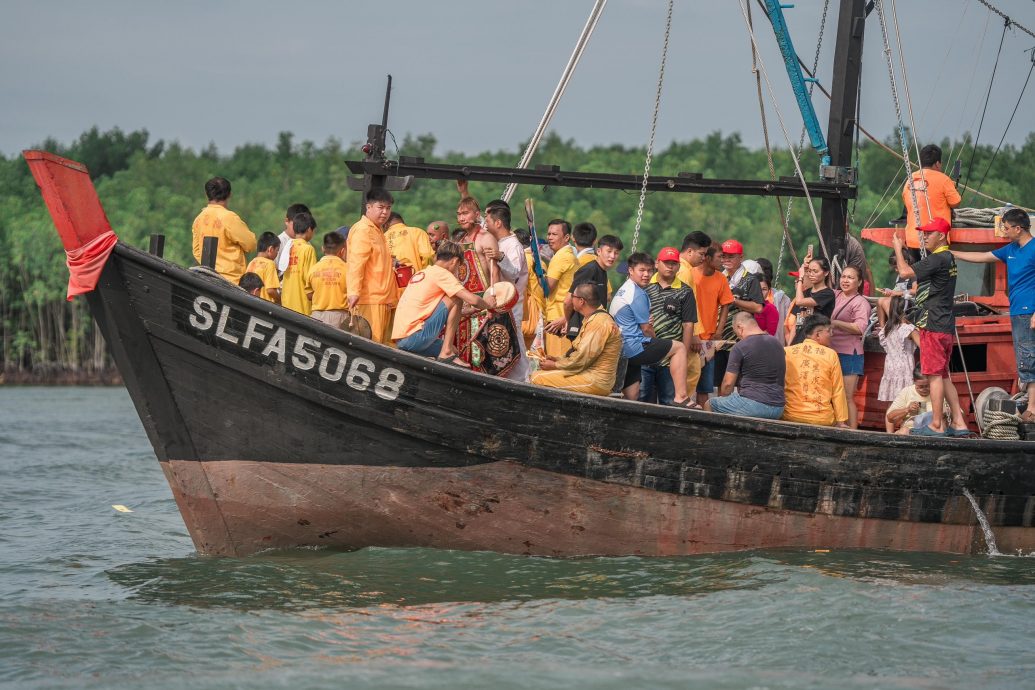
{"left": 782, "top": 340, "right": 848, "bottom": 426}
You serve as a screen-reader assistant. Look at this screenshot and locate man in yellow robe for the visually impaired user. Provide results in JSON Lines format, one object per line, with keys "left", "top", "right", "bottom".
{"left": 347, "top": 189, "right": 399, "bottom": 344}
{"left": 191, "top": 176, "right": 256, "bottom": 283}
{"left": 783, "top": 314, "right": 849, "bottom": 427}
{"left": 385, "top": 212, "right": 435, "bottom": 270}
{"left": 542, "top": 220, "right": 577, "bottom": 356}
{"left": 531, "top": 284, "right": 622, "bottom": 396}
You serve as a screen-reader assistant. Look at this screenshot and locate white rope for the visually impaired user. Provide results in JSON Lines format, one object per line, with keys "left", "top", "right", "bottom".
{"left": 737, "top": 0, "right": 827, "bottom": 259}
{"left": 631, "top": 0, "right": 673, "bottom": 253}
{"left": 501, "top": 0, "right": 607, "bottom": 204}
{"left": 890, "top": 0, "right": 933, "bottom": 222}
{"left": 873, "top": 0, "right": 926, "bottom": 258}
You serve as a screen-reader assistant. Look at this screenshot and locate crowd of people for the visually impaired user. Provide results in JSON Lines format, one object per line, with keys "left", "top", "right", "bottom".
{"left": 191, "top": 142, "right": 1035, "bottom": 437}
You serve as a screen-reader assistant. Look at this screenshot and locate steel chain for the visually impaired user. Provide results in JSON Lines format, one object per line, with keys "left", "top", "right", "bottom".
{"left": 874, "top": 0, "right": 926, "bottom": 257}
{"left": 632, "top": 0, "right": 673, "bottom": 253}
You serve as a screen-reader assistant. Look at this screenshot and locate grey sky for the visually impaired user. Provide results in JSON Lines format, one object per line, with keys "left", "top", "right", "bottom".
{"left": 3, "top": 0, "right": 1034, "bottom": 159}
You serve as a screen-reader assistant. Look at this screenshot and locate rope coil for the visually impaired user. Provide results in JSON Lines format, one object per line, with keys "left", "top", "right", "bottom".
{"left": 982, "top": 410, "right": 1022, "bottom": 440}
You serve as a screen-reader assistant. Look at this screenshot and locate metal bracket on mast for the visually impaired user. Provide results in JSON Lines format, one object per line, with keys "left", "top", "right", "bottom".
{"left": 346, "top": 75, "right": 413, "bottom": 208}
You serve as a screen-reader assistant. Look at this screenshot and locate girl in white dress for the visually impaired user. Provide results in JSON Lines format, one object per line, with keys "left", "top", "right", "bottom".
{"left": 877, "top": 295, "right": 921, "bottom": 401}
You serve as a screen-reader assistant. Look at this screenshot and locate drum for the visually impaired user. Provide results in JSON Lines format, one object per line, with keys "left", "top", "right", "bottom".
{"left": 342, "top": 312, "right": 373, "bottom": 340}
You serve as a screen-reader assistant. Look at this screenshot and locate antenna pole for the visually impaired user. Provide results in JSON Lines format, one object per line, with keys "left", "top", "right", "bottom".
{"left": 381, "top": 74, "right": 392, "bottom": 132}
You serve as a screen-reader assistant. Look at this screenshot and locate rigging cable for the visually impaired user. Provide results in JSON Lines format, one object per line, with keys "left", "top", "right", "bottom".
{"left": 873, "top": 0, "right": 926, "bottom": 257}
{"left": 960, "top": 14, "right": 1009, "bottom": 195}
{"left": 747, "top": 0, "right": 799, "bottom": 278}
{"left": 501, "top": 0, "right": 607, "bottom": 204}
{"left": 737, "top": 0, "right": 827, "bottom": 260}
{"left": 749, "top": 0, "right": 827, "bottom": 276}
{"left": 781, "top": 12, "right": 1029, "bottom": 212}
{"left": 969, "top": 49, "right": 1035, "bottom": 202}
{"left": 890, "top": 0, "right": 932, "bottom": 221}
{"left": 631, "top": 0, "right": 673, "bottom": 253}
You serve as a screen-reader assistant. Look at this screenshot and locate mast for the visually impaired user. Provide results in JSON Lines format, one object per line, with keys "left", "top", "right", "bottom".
{"left": 818, "top": 0, "right": 867, "bottom": 261}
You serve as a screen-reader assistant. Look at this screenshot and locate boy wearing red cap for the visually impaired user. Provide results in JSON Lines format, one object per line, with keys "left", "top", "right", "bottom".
{"left": 892, "top": 218, "right": 969, "bottom": 437}
{"left": 640, "top": 247, "right": 698, "bottom": 405}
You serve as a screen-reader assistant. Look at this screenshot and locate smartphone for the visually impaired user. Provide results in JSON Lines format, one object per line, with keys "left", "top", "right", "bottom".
{"left": 807, "top": 244, "right": 813, "bottom": 256}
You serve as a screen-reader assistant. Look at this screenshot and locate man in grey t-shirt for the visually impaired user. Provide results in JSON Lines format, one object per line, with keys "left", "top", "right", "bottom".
{"left": 705, "top": 312, "right": 786, "bottom": 420}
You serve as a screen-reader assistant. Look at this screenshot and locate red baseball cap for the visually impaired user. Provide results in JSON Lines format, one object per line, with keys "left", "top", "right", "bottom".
{"left": 721, "top": 239, "right": 744, "bottom": 255}
{"left": 918, "top": 217, "right": 951, "bottom": 234}
{"left": 656, "top": 247, "right": 680, "bottom": 263}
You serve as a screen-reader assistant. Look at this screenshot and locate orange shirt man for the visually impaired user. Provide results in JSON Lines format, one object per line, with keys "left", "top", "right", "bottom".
{"left": 347, "top": 189, "right": 399, "bottom": 344}
{"left": 392, "top": 241, "right": 496, "bottom": 363}
{"left": 902, "top": 144, "right": 961, "bottom": 248}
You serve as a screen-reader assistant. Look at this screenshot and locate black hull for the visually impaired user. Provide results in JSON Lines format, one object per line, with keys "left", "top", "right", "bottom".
{"left": 84, "top": 242, "right": 1035, "bottom": 555}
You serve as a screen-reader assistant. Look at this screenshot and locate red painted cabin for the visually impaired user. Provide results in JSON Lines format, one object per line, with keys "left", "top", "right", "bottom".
{"left": 856, "top": 226, "right": 1017, "bottom": 431}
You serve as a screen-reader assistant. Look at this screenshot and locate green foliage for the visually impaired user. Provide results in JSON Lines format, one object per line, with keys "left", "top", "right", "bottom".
{"left": 2, "top": 126, "right": 1033, "bottom": 376}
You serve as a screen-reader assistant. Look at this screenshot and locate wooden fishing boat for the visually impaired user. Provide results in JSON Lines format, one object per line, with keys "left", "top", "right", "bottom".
{"left": 24, "top": 150, "right": 1035, "bottom": 558}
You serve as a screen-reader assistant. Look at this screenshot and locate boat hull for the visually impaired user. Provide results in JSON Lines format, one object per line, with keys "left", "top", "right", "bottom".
{"left": 85, "top": 244, "right": 1035, "bottom": 558}
{"left": 161, "top": 458, "right": 1035, "bottom": 557}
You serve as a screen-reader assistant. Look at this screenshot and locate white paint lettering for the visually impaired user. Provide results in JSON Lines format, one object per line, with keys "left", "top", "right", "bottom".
{"left": 374, "top": 368, "right": 405, "bottom": 401}
{"left": 261, "top": 327, "right": 287, "bottom": 362}
{"left": 189, "top": 296, "right": 217, "bottom": 331}
{"left": 241, "top": 316, "right": 272, "bottom": 350}
{"left": 214, "top": 306, "right": 239, "bottom": 344}
{"left": 346, "top": 357, "right": 375, "bottom": 391}
{"left": 292, "top": 335, "right": 321, "bottom": 371}
{"left": 318, "top": 347, "right": 347, "bottom": 381}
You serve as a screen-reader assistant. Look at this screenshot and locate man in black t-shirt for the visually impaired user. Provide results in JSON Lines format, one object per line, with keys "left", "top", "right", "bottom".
{"left": 564, "top": 235, "right": 624, "bottom": 339}
{"left": 892, "top": 218, "right": 970, "bottom": 437}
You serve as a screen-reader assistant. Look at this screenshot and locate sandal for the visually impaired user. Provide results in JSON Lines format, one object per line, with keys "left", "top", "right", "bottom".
{"left": 435, "top": 354, "right": 469, "bottom": 368}
{"left": 910, "top": 425, "right": 946, "bottom": 437}
{"left": 673, "top": 398, "right": 703, "bottom": 410}
{"left": 946, "top": 427, "right": 977, "bottom": 438}
{"left": 1021, "top": 410, "right": 1035, "bottom": 424}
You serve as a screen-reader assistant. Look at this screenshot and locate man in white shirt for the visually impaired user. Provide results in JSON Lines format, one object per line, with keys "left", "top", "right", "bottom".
{"left": 484, "top": 199, "right": 529, "bottom": 382}
{"left": 276, "top": 203, "right": 310, "bottom": 276}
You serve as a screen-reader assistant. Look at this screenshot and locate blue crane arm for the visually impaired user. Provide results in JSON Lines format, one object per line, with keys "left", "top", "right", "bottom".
{"left": 763, "top": 1, "right": 831, "bottom": 166}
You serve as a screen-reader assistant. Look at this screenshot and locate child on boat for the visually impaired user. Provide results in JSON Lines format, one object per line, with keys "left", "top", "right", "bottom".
{"left": 876, "top": 295, "right": 920, "bottom": 402}
{"left": 244, "top": 232, "right": 282, "bottom": 304}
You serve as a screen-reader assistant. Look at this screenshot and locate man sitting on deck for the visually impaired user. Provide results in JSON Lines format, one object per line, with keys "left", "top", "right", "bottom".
{"left": 530, "top": 284, "right": 622, "bottom": 396}
{"left": 885, "top": 367, "right": 951, "bottom": 435}
{"left": 705, "top": 312, "right": 786, "bottom": 420}
{"left": 782, "top": 314, "right": 848, "bottom": 428}
{"left": 392, "top": 241, "right": 496, "bottom": 365}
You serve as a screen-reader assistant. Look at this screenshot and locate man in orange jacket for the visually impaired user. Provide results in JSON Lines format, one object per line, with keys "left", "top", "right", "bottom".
{"left": 347, "top": 189, "right": 399, "bottom": 344}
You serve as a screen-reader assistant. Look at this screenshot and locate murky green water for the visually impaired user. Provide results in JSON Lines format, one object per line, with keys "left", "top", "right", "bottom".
{"left": 2, "top": 387, "right": 1034, "bottom": 689}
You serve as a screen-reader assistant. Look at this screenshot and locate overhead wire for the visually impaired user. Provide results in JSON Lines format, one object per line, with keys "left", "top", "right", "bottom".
{"left": 968, "top": 50, "right": 1035, "bottom": 202}
{"left": 786, "top": 8, "right": 1032, "bottom": 212}
{"left": 501, "top": 0, "right": 607, "bottom": 203}
{"left": 960, "top": 15, "right": 1009, "bottom": 195}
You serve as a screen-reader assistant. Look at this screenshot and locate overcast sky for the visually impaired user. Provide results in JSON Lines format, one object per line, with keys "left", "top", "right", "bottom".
{"left": 3, "top": 0, "right": 1034, "bottom": 159}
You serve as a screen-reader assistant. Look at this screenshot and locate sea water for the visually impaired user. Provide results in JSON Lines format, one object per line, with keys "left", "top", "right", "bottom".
{"left": 2, "top": 387, "right": 1035, "bottom": 689}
